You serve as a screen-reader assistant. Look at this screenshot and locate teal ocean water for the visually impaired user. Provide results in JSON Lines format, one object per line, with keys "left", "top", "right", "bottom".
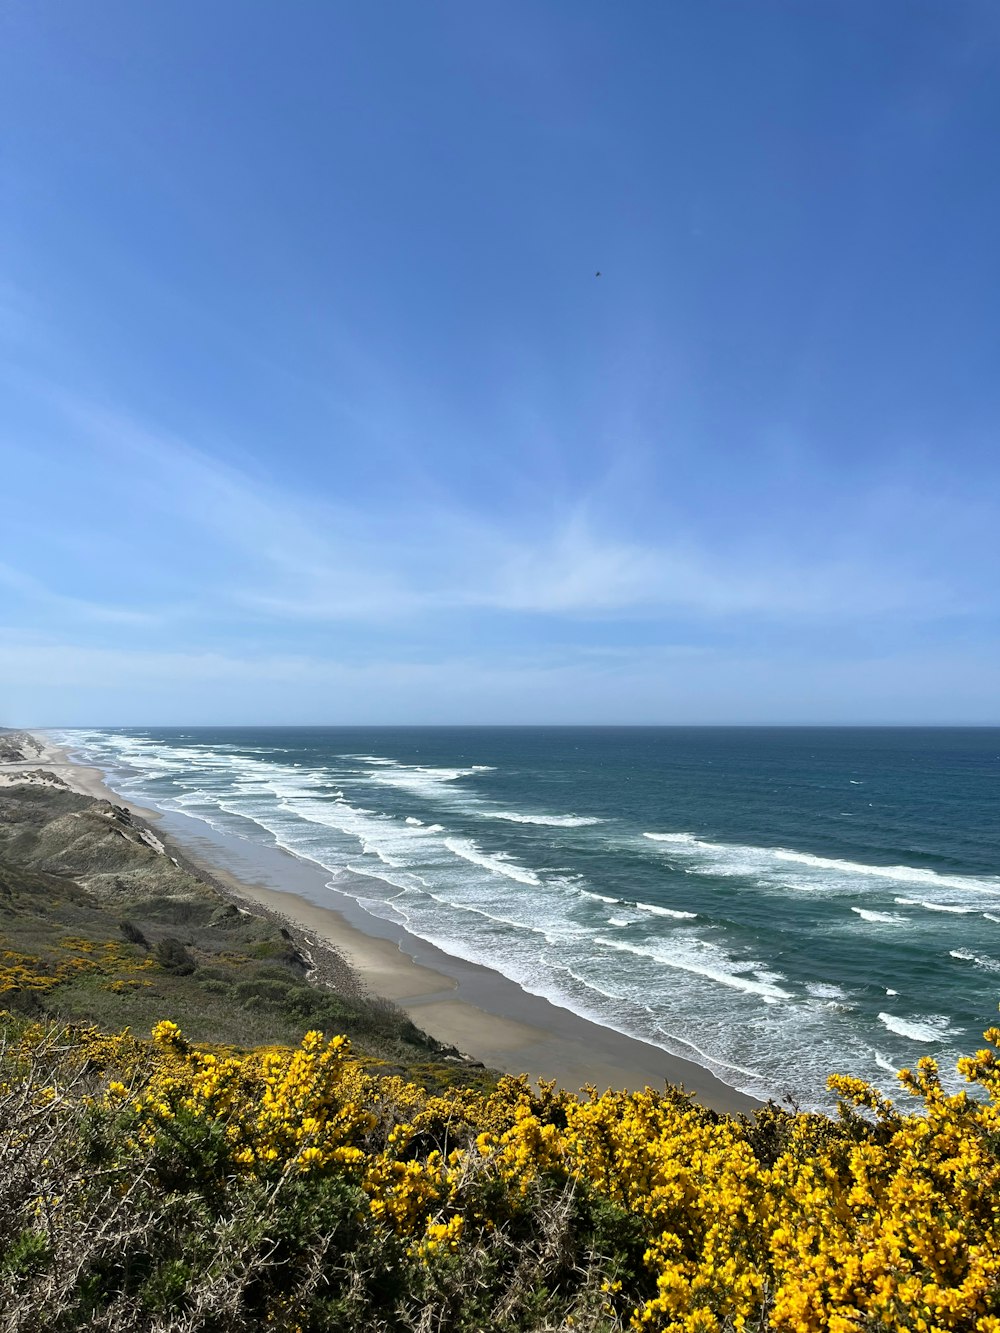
{"left": 62, "top": 727, "right": 1000, "bottom": 1108}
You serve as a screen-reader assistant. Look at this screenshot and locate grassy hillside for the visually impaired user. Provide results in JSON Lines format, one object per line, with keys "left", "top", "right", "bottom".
{"left": 0, "top": 781, "right": 490, "bottom": 1090}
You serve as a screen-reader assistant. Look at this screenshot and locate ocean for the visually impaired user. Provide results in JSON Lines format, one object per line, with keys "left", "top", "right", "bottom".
{"left": 60, "top": 726, "right": 1000, "bottom": 1109}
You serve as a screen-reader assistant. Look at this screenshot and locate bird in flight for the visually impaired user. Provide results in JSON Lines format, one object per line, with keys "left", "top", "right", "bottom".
{"left": 595, "top": 271, "right": 601, "bottom": 277}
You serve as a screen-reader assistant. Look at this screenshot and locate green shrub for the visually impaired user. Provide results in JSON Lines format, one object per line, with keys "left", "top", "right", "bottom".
{"left": 118, "top": 920, "right": 150, "bottom": 950}
{"left": 154, "top": 937, "right": 195, "bottom": 976}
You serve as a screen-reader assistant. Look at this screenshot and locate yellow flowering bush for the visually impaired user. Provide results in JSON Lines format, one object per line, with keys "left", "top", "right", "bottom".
{"left": 0, "top": 937, "right": 157, "bottom": 997}
{"left": 138, "top": 1020, "right": 378, "bottom": 1173}
{"left": 4, "top": 1015, "right": 1000, "bottom": 1332}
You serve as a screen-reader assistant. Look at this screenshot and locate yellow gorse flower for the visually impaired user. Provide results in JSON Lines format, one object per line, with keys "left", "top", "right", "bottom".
{"left": 89, "top": 1018, "right": 1000, "bottom": 1331}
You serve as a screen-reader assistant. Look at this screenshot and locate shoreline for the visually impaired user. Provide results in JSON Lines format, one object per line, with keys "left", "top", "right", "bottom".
{"left": 22, "top": 730, "right": 761, "bottom": 1114}
{"left": 1, "top": 731, "right": 164, "bottom": 817}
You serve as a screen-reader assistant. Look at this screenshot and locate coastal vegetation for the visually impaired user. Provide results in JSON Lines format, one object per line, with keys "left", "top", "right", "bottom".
{"left": 0, "top": 775, "right": 490, "bottom": 1090}
{"left": 2, "top": 1014, "right": 1000, "bottom": 1331}
{"left": 2, "top": 758, "right": 998, "bottom": 1330}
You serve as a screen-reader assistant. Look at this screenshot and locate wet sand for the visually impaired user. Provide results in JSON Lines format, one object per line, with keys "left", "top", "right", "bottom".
{"left": 24, "top": 731, "right": 761, "bottom": 1114}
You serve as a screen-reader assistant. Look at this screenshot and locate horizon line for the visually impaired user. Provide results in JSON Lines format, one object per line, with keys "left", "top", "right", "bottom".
{"left": 22, "top": 722, "right": 1000, "bottom": 731}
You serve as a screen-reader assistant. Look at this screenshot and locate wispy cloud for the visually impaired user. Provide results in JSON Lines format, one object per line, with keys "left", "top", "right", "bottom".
{"left": 55, "top": 399, "right": 959, "bottom": 627}
{"left": 0, "top": 562, "right": 161, "bottom": 626}
{"left": 469, "top": 517, "right": 950, "bottom": 619}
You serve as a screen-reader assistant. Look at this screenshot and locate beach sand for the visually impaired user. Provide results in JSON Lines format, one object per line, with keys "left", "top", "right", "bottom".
{"left": 0, "top": 732, "right": 161, "bottom": 813}
{"left": 15, "top": 730, "right": 760, "bottom": 1114}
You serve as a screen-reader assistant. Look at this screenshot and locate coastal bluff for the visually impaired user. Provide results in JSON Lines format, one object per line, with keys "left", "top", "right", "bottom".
{"left": 0, "top": 730, "right": 487, "bottom": 1083}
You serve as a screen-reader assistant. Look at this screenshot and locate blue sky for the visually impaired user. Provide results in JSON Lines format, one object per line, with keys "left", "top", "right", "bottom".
{"left": 2, "top": 0, "right": 998, "bottom": 724}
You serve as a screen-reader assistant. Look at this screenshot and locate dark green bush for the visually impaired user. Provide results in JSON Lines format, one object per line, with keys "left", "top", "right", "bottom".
{"left": 154, "top": 937, "right": 195, "bottom": 976}
{"left": 118, "top": 920, "right": 150, "bottom": 950}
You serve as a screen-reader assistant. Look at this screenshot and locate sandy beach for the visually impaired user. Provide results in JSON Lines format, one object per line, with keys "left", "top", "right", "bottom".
{"left": 0, "top": 732, "right": 162, "bottom": 813}
{"left": 13, "top": 731, "right": 759, "bottom": 1114}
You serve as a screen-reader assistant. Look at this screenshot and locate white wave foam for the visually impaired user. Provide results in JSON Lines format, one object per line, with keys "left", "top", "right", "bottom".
{"left": 596, "top": 936, "right": 791, "bottom": 1002}
{"left": 949, "top": 948, "right": 1000, "bottom": 973}
{"left": 894, "top": 897, "right": 975, "bottom": 915}
{"left": 642, "top": 832, "right": 998, "bottom": 897}
{"left": 405, "top": 817, "right": 424, "bottom": 826}
{"left": 805, "top": 982, "right": 848, "bottom": 1000}
{"left": 442, "top": 837, "right": 540, "bottom": 886}
{"left": 369, "top": 765, "right": 488, "bottom": 798}
{"left": 850, "top": 907, "right": 903, "bottom": 924}
{"left": 775, "top": 849, "right": 993, "bottom": 890}
{"left": 360, "top": 840, "right": 405, "bottom": 868}
{"left": 984, "top": 913, "right": 1000, "bottom": 924}
{"left": 484, "top": 811, "right": 603, "bottom": 827}
{"left": 878, "top": 1012, "right": 954, "bottom": 1043}
{"left": 634, "top": 902, "right": 698, "bottom": 920}
{"left": 885, "top": 988, "right": 898, "bottom": 996}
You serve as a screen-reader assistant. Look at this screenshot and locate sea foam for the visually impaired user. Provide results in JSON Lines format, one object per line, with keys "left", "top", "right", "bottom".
{"left": 949, "top": 948, "right": 1000, "bottom": 973}
{"left": 483, "top": 811, "right": 603, "bottom": 827}
{"left": 596, "top": 936, "right": 791, "bottom": 1003}
{"left": 894, "top": 898, "right": 975, "bottom": 915}
{"left": 878, "top": 1012, "right": 954, "bottom": 1043}
{"left": 643, "top": 832, "right": 999, "bottom": 897}
{"left": 634, "top": 902, "right": 698, "bottom": 920}
{"left": 442, "top": 837, "right": 540, "bottom": 886}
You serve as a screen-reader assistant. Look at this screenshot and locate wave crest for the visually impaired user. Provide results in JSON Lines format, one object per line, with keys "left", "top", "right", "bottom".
{"left": 484, "top": 811, "right": 603, "bottom": 827}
